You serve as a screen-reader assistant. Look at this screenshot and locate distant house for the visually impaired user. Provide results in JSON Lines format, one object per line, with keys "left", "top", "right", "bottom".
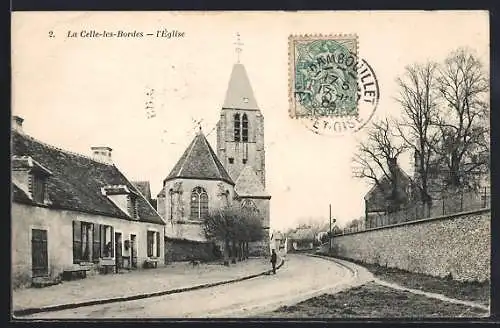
{"left": 11, "top": 116, "right": 166, "bottom": 288}
{"left": 412, "top": 150, "right": 490, "bottom": 199}
{"left": 364, "top": 164, "right": 429, "bottom": 227}
{"left": 270, "top": 231, "right": 286, "bottom": 252}
{"left": 287, "top": 228, "right": 315, "bottom": 251}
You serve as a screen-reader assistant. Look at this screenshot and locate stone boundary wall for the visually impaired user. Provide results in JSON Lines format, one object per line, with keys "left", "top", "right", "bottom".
{"left": 164, "top": 239, "right": 220, "bottom": 263}
{"left": 332, "top": 209, "right": 490, "bottom": 282}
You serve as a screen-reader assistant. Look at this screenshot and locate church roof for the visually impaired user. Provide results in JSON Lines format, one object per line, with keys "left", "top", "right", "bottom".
{"left": 222, "top": 63, "right": 259, "bottom": 111}
{"left": 234, "top": 165, "right": 270, "bottom": 198}
{"left": 164, "top": 131, "right": 234, "bottom": 185}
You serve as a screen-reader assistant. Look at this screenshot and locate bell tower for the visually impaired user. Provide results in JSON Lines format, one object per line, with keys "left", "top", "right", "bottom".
{"left": 216, "top": 33, "right": 266, "bottom": 186}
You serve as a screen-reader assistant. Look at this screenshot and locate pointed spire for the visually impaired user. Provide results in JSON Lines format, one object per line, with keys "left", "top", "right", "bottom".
{"left": 222, "top": 63, "right": 259, "bottom": 110}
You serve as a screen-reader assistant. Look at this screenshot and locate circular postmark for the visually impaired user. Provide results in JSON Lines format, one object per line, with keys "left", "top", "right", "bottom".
{"left": 290, "top": 37, "right": 379, "bottom": 136}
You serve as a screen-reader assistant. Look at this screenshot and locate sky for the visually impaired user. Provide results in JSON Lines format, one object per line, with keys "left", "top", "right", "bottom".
{"left": 12, "top": 11, "right": 489, "bottom": 231}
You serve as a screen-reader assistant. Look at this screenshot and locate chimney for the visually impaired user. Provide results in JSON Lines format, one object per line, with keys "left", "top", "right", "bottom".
{"left": 12, "top": 115, "right": 24, "bottom": 132}
{"left": 91, "top": 146, "right": 113, "bottom": 164}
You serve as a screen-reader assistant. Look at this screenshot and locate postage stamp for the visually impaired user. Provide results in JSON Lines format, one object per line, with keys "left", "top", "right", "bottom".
{"left": 289, "top": 34, "right": 379, "bottom": 136}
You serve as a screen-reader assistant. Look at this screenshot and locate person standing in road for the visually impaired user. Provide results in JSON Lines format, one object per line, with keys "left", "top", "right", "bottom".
{"left": 270, "top": 249, "right": 278, "bottom": 274}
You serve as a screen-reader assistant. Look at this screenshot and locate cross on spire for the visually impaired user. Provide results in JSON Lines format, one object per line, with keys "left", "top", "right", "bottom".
{"left": 192, "top": 117, "right": 204, "bottom": 134}
{"left": 234, "top": 32, "right": 244, "bottom": 63}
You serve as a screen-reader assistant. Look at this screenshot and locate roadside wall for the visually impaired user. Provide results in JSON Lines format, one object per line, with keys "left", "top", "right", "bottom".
{"left": 164, "top": 239, "right": 220, "bottom": 263}
{"left": 332, "top": 209, "right": 490, "bottom": 282}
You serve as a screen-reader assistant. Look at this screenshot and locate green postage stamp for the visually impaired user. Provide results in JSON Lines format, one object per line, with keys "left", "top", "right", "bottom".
{"left": 289, "top": 34, "right": 379, "bottom": 136}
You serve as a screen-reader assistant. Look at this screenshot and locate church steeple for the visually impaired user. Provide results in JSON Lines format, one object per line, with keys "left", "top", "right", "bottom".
{"left": 216, "top": 34, "right": 266, "bottom": 188}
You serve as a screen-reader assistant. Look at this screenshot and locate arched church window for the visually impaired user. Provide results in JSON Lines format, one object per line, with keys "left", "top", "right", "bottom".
{"left": 242, "top": 113, "right": 249, "bottom": 142}
{"left": 191, "top": 187, "right": 209, "bottom": 220}
{"left": 234, "top": 114, "right": 241, "bottom": 142}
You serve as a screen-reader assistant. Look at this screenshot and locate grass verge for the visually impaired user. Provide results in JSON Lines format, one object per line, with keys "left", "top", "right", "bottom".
{"left": 317, "top": 253, "right": 490, "bottom": 306}
{"left": 262, "top": 282, "right": 488, "bottom": 318}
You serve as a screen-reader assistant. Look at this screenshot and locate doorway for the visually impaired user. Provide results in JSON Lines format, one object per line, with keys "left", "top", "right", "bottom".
{"left": 130, "top": 234, "right": 137, "bottom": 269}
{"left": 31, "top": 229, "right": 48, "bottom": 277}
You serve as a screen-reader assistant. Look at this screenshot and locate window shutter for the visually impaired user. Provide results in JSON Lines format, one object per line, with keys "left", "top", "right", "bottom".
{"left": 92, "top": 224, "right": 101, "bottom": 262}
{"left": 100, "top": 225, "right": 105, "bottom": 257}
{"left": 72, "top": 221, "right": 82, "bottom": 264}
{"left": 156, "top": 232, "right": 160, "bottom": 258}
{"left": 147, "top": 231, "right": 153, "bottom": 257}
{"left": 110, "top": 226, "right": 115, "bottom": 257}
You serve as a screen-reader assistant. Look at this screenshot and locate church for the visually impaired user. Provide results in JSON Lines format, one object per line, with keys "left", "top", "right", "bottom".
{"left": 157, "top": 56, "right": 271, "bottom": 258}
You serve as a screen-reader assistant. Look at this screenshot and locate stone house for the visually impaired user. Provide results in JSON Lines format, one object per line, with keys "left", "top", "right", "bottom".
{"left": 11, "top": 117, "right": 166, "bottom": 288}
{"left": 287, "top": 228, "right": 315, "bottom": 251}
{"left": 270, "top": 231, "right": 286, "bottom": 252}
{"left": 157, "top": 61, "right": 271, "bottom": 259}
{"left": 412, "top": 150, "right": 490, "bottom": 200}
{"left": 364, "top": 164, "right": 430, "bottom": 227}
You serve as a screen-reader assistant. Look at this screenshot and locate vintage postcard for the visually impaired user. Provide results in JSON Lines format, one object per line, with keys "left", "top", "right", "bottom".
{"left": 11, "top": 11, "right": 490, "bottom": 319}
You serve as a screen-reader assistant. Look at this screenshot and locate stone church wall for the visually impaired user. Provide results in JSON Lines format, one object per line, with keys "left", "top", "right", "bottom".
{"left": 331, "top": 209, "right": 490, "bottom": 282}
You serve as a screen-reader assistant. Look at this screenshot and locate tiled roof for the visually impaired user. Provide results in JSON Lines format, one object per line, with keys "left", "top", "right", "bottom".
{"left": 11, "top": 130, "right": 165, "bottom": 225}
{"left": 364, "top": 165, "right": 430, "bottom": 212}
{"left": 164, "top": 131, "right": 234, "bottom": 185}
{"left": 289, "top": 228, "right": 315, "bottom": 241}
{"left": 234, "top": 165, "right": 270, "bottom": 198}
{"left": 222, "top": 63, "right": 259, "bottom": 111}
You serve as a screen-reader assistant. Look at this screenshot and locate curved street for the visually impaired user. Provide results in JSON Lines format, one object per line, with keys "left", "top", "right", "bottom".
{"left": 24, "top": 254, "right": 361, "bottom": 319}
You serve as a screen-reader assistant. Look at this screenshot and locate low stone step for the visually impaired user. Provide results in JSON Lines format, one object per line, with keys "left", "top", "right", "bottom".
{"left": 31, "top": 276, "right": 61, "bottom": 288}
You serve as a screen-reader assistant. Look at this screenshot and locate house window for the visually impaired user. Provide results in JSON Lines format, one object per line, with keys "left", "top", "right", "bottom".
{"left": 242, "top": 113, "right": 249, "bottom": 142}
{"left": 32, "top": 174, "right": 46, "bottom": 203}
{"left": 147, "top": 230, "right": 160, "bottom": 258}
{"left": 72, "top": 221, "right": 93, "bottom": 264}
{"left": 228, "top": 158, "right": 234, "bottom": 164}
{"left": 191, "top": 186, "right": 209, "bottom": 220}
{"left": 234, "top": 114, "right": 241, "bottom": 142}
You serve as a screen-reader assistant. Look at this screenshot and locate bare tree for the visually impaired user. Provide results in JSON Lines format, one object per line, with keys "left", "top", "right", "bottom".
{"left": 395, "top": 62, "right": 440, "bottom": 202}
{"left": 433, "top": 48, "right": 489, "bottom": 191}
{"left": 353, "top": 118, "right": 408, "bottom": 212}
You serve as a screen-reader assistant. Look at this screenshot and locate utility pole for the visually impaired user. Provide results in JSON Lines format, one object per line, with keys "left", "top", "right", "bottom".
{"left": 329, "top": 204, "right": 332, "bottom": 253}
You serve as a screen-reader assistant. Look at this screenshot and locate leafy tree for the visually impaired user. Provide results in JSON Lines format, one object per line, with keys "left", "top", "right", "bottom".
{"left": 203, "top": 205, "right": 264, "bottom": 265}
